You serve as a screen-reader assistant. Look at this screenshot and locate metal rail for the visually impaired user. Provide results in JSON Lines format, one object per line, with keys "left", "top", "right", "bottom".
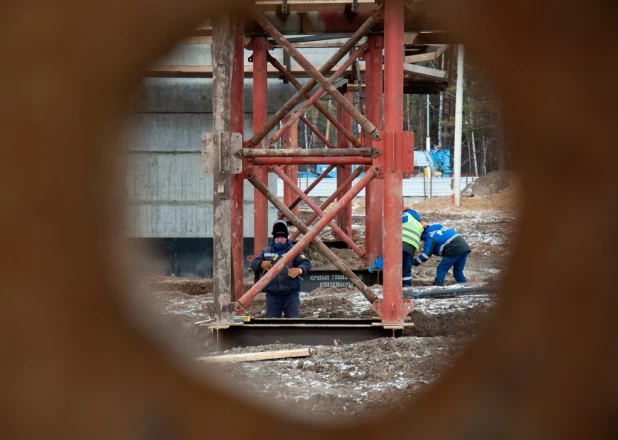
{"left": 237, "top": 148, "right": 377, "bottom": 158}
{"left": 403, "top": 286, "right": 498, "bottom": 298}
{"left": 214, "top": 318, "right": 404, "bottom": 350}
{"left": 253, "top": 157, "right": 372, "bottom": 165}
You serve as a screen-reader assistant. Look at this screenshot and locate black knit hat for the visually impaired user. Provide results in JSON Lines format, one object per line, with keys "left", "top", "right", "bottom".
{"left": 272, "top": 220, "right": 289, "bottom": 238}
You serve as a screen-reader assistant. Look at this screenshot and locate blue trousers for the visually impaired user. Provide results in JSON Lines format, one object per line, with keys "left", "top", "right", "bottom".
{"left": 402, "top": 251, "right": 414, "bottom": 287}
{"left": 435, "top": 252, "right": 469, "bottom": 284}
{"left": 265, "top": 292, "right": 300, "bottom": 318}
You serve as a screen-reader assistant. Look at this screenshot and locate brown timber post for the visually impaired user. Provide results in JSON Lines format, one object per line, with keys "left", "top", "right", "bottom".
{"left": 230, "top": 15, "right": 245, "bottom": 301}
{"left": 210, "top": 14, "right": 235, "bottom": 321}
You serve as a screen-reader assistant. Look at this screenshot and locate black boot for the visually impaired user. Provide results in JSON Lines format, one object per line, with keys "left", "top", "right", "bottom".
{"left": 432, "top": 281, "right": 444, "bottom": 286}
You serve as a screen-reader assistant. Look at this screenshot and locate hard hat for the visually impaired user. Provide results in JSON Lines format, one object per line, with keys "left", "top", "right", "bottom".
{"left": 402, "top": 205, "right": 414, "bottom": 212}
{"left": 271, "top": 220, "right": 289, "bottom": 238}
{"left": 403, "top": 206, "right": 422, "bottom": 223}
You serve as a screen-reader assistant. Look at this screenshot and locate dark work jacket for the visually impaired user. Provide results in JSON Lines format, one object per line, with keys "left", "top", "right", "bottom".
{"left": 251, "top": 242, "right": 312, "bottom": 295}
{"left": 413, "top": 224, "right": 472, "bottom": 265}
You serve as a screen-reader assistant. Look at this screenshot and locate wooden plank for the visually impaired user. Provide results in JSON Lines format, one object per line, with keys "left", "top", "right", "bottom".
{"left": 403, "top": 32, "right": 419, "bottom": 45}
{"left": 193, "top": 25, "right": 213, "bottom": 36}
{"left": 197, "top": 348, "right": 311, "bottom": 364}
{"left": 403, "top": 63, "right": 447, "bottom": 81}
{"left": 178, "top": 36, "right": 362, "bottom": 48}
{"left": 404, "top": 45, "right": 447, "bottom": 64}
{"left": 177, "top": 36, "right": 252, "bottom": 46}
{"left": 178, "top": 36, "right": 212, "bottom": 44}
{"left": 255, "top": 0, "right": 379, "bottom": 12}
{"left": 145, "top": 63, "right": 357, "bottom": 78}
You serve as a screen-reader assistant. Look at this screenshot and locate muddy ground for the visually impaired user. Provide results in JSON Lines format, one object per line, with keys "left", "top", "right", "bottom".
{"left": 138, "top": 173, "right": 519, "bottom": 419}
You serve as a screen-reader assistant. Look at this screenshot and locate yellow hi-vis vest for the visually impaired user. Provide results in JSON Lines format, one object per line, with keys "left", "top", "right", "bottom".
{"left": 402, "top": 212, "right": 424, "bottom": 250}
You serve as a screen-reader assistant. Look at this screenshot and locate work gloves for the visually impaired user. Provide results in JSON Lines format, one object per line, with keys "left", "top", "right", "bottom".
{"left": 287, "top": 268, "right": 303, "bottom": 278}
{"left": 261, "top": 261, "right": 302, "bottom": 278}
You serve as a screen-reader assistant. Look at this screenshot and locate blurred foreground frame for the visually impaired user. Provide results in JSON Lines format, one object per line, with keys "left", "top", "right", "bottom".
{"left": 1, "top": 0, "right": 617, "bottom": 439}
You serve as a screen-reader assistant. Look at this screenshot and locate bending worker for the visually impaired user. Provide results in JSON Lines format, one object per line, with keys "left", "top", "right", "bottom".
{"left": 413, "top": 223, "right": 471, "bottom": 286}
{"left": 401, "top": 206, "right": 425, "bottom": 287}
{"left": 251, "top": 220, "right": 312, "bottom": 318}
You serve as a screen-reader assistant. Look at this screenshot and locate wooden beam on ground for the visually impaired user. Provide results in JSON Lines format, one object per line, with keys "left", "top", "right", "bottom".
{"left": 403, "top": 63, "right": 447, "bottom": 81}
{"left": 197, "top": 348, "right": 311, "bottom": 364}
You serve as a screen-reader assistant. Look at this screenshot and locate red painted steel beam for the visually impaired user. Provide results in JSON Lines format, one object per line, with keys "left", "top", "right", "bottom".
{"left": 269, "top": 45, "right": 367, "bottom": 145}
{"left": 247, "top": 10, "right": 380, "bottom": 147}
{"left": 272, "top": 166, "right": 365, "bottom": 258}
{"left": 236, "top": 167, "right": 378, "bottom": 313}
{"left": 288, "top": 121, "right": 299, "bottom": 218}
{"left": 364, "top": 35, "right": 384, "bottom": 266}
{"left": 247, "top": 174, "right": 378, "bottom": 306}
{"left": 278, "top": 164, "right": 336, "bottom": 220}
{"left": 253, "top": 157, "right": 372, "bottom": 165}
{"left": 230, "top": 16, "right": 245, "bottom": 301}
{"left": 299, "top": 115, "right": 334, "bottom": 149}
{"left": 268, "top": 54, "right": 360, "bottom": 148}
{"left": 239, "top": 147, "right": 376, "bottom": 157}
{"left": 249, "top": 8, "right": 381, "bottom": 140}
{"left": 282, "top": 116, "right": 295, "bottom": 218}
{"left": 376, "top": 0, "right": 411, "bottom": 325}
{"left": 336, "top": 92, "right": 354, "bottom": 239}
{"left": 252, "top": 37, "right": 270, "bottom": 254}
{"left": 289, "top": 166, "right": 363, "bottom": 242}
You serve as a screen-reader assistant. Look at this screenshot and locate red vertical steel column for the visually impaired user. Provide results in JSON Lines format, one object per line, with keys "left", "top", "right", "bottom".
{"left": 364, "top": 35, "right": 384, "bottom": 265}
{"left": 382, "top": 0, "right": 405, "bottom": 323}
{"left": 252, "top": 37, "right": 269, "bottom": 254}
{"left": 336, "top": 93, "right": 353, "bottom": 238}
{"left": 282, "top": 116, "right": 299, "bottom": 219}
{"left": 288, "top": 120, "right": 299, "bottom": 218}
{"left": 230, "top": 17, "right": 245, "bottom": 300}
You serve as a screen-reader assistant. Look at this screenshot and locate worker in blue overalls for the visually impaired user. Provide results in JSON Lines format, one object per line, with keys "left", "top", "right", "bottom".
{"left": 413, "top": 223, "right": 472, "bottom": 286}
